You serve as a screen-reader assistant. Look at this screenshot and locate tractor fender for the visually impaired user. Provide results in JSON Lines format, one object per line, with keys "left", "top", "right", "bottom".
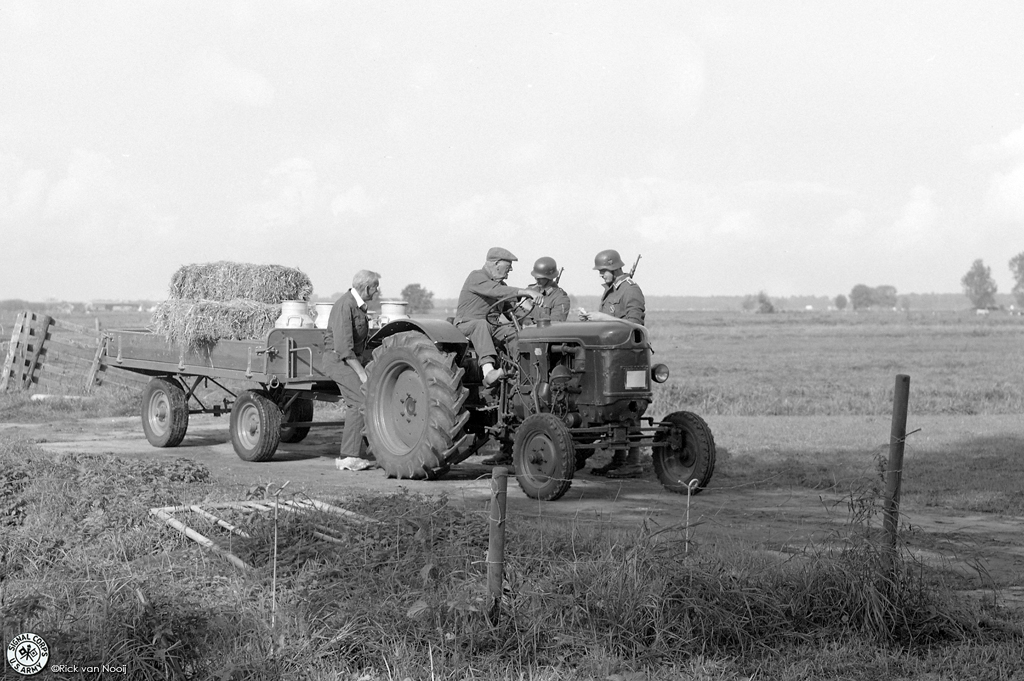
{"left": 368, "top": 318, "right": 469, "bottom": 358}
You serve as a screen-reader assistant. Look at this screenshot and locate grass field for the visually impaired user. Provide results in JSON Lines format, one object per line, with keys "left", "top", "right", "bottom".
{"left": 1, "top": 307, "right": 1023, "bottom": 679}
{"left": 647, "top": 310, "right": 1024, "bottom": 417}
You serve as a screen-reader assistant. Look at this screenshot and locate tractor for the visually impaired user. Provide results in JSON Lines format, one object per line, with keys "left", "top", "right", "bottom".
{"left": 362, "top": 296, "right": 716, "bottom": 501}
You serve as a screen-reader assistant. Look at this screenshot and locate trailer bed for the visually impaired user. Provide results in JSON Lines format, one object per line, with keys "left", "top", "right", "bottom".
{"left": 103, "top": 327, "right": 337, "bottom": 388}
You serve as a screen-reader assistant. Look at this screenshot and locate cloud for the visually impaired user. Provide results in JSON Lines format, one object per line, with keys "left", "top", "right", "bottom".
{"left": 241, "top": 158, "right": 320, "bottom": 231}
{"left": 974, "top": 122, "right": 1024, "bottom": 221}
{"left": 331, "top": 185, "right": 373, "bottom": 217}
{"left": 198, "top": 51, "right": 275, "bottom": 107}
{"left": 833, "top": 208, "right": 869, "bottom": 238}
{"left": 43, "top": 149, "right": 125, "bottom": 221}
{"left": 984, "top": 164, "right": 1024, "bottom": 222}
{"left": 0, "top": 0, "right": 42, "bottom": 33}
{"left": 640, "top": 36, "right": 706, "bottom": 126}
{"left": 442, "top": 192, "right": 516, "bottom": 235}
{"left": 0, "top": 156, "right": 47, "bottom": 221}
{"left": 969, "top": 122, "right": 1024, "bottom": 162}
{"left": 891, "top": 184, "right": 938, "bottom": 243}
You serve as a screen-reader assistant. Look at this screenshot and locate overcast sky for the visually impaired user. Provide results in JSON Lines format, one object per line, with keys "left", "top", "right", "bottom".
{"left": 2, "top": 1, "right": 1023, "bottom": 302}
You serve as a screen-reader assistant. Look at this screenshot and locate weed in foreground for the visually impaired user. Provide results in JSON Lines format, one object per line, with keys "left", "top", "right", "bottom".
{"left": 1, "top": 436, "right": 1020, "bottom": 679}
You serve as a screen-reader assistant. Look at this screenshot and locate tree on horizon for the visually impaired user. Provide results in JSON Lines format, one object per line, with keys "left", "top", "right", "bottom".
{"left": 1010, "top": 251, "right": 1024, "bottom": 308}
{"left": 962, "top": 259, "right": 998, "bottom": 309}
{"left": 401, "top": 283, "right": 434, "bottom": 313}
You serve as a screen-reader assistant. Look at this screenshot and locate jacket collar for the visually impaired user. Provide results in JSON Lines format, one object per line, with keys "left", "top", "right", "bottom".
{"left": 350, "top": 287, "right": 367, "bottom": 310}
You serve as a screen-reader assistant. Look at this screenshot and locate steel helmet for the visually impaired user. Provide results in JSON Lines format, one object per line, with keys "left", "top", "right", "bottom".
{"left": 593, "top": 249, "right": 625, "bottom": 271}
{"left": 532, "top": 256, "right": 558, "bottom": 279}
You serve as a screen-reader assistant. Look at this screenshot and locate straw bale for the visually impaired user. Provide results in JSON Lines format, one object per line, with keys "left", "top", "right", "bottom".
{"left": 168, "top": 261, "right": 313, "bottom": 303}
{"left": 150, "top": 299, "right": 282, "bottom": 350}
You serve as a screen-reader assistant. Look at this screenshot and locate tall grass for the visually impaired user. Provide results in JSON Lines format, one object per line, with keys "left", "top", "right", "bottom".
{"left": 2, "top": 436, "right": 1018, "bottom": 680}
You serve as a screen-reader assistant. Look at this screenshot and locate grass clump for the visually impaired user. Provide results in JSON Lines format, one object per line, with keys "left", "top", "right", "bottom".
{"left": 2, "top": 436, "right": 1019, "bottom": 679}
{"left": 0, "top": 383, "right": 141, "bottom": 422}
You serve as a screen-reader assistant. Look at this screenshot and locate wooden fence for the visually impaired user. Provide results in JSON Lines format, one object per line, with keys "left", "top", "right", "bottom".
{"left": 0, "top": 311, "right": 149, "bottom": 394}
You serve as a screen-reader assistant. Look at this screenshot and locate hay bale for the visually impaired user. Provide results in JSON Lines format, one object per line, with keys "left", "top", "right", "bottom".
{"left": 168, "top": 262, "right": 313, "bottom": 303}
{"left": 150, "top": 299, "right": 282, "bottom": 350}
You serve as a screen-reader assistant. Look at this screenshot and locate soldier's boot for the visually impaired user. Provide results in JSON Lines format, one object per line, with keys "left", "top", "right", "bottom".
{"left": 590, "top": 449, "right": 627, "bottom": 476}
{"left": 605, "top": 447, "right": 644, "bottom": 479}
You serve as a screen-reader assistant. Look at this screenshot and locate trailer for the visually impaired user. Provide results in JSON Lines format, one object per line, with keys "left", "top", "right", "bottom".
{"left": 104, "top": 326, "right": 345, "bottom": 461}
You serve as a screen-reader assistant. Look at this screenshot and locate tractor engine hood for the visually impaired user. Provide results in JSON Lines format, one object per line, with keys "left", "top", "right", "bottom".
{"left": 517, "top": 321, "right": 646, "bottom": 348}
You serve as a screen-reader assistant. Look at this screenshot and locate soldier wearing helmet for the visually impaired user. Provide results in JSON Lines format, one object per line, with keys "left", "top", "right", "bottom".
{"left": 454, "top": 247, "right": 541, "bottom": 386}
{"left": 582, "top": 249, "right": 647, "bottom": 478}
{"left": 579, "top": 249, "right": 645, "bottom": 326}
{"left": 523, "top": 256, "right": 570, "bottom": 324}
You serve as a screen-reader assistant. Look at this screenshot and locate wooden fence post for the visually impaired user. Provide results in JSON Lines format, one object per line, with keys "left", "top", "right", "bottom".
{"left": 85, "top": 335, "right": 107, "bottom": 392}
{"left": 486, "top": 466, "right": 508, "bottom": 625}
{"left": 21, "top": 314, "right": 53, "bottom": 390}
{"left": 0, "top": 311, "right": 27, "bottom": 392}
{"left": 883, "top": 374, "right": 910, "bottom": 571}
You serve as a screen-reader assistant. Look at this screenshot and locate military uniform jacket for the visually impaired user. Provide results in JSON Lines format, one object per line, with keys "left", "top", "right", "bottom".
{"left": 525, "top": 283, "right": 570, "bottom": 323}
{"left": 600, "top": 275, "right": 645, "bottom": 325}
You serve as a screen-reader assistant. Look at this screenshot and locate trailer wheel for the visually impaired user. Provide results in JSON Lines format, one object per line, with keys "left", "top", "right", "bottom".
{"left": 364, "top": 331, "right": 468, "bottom": 479}
{"left": 653, "top": 411, "right": 716, "bottom": 494}
{"left": 141, "top": 377, "right": 189, "bottom": 448}
{"left": 513, "top": 413, "right": 576, "bottom": 501}
{"left": 280, "top": 398, "right": 314, "bottom": 443}
{"left": 230, "top": 390, "right": 282, "bottom": 462}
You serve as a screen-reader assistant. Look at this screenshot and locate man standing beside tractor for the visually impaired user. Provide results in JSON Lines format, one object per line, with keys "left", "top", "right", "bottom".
{"left": 454, "top": 247, "right": 541, "bottom": 386}
{"left": 580, "top": 248, "right": 648, "bottom": 478}
{"left": 322, "top": 269, "right": 381, "bottom": 461}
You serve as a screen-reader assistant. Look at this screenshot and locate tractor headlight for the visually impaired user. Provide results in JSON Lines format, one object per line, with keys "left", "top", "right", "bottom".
{"left": 651, "top": 364, "right": 670, "bottom": 383}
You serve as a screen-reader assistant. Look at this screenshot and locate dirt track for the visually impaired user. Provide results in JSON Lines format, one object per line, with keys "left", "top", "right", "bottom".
{"left": 4, "top": 413, "right": 1023, "bottom": 610}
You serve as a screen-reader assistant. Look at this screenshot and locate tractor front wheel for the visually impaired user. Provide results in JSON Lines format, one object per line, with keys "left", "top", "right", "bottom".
{"left": 652, "top": 411, "right": 716, "bottom": 494}
{"left": 364, "top": 332, "right": 469, "bottom": 479}
{"left": 513, "top": 413, "right": 576, "bottom": 501}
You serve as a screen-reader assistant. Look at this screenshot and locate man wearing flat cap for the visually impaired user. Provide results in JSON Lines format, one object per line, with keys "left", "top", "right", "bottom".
{"left": 455, "top": 247, "right": 540, "bottom": 386}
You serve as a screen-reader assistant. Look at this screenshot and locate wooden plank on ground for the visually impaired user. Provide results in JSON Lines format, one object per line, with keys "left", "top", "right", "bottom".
{"left": 0, "top": 311, "right": 26, "bottom": 391}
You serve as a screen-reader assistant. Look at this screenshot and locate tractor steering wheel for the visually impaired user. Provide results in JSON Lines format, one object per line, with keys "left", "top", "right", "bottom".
{"left": 485, "top": 294, "right": 534, "bottom": 332}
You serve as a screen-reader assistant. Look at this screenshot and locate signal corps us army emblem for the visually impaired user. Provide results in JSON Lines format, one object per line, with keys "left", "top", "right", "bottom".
{"left": 6, "top": 632, "right": 49, "bottom": 676}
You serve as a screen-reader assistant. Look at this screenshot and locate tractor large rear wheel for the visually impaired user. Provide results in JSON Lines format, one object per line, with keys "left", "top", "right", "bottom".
{"left": 364, "top": 332, "right": 469, "bottom": 479}
{"left": 652, "top": 411, "right": 716, "bottom": 494}
{"left": 513, "top": 413, "right": 576, "bottom": 501}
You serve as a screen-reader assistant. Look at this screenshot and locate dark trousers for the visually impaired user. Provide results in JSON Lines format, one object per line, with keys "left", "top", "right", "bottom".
{"left": 456, "top": 319, "right": 498, "bottom": 366}
{"left": 323, "top": 355, "right": 366, "bottom": 458}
